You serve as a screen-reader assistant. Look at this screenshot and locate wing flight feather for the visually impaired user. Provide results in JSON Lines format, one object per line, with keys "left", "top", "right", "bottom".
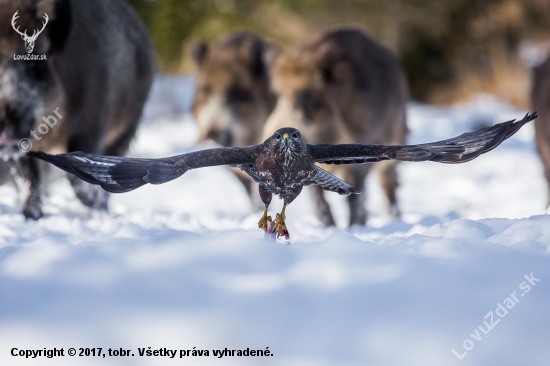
{"left": 308, "top": 112, "right": 537, "bottom": 165}
{"left": 28, "top": 145, "right": 261, "bottom": 193}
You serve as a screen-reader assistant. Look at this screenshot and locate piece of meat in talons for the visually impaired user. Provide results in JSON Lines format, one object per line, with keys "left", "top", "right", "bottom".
{"left": 268, "top": 212, "right": 290, "bottom": 240}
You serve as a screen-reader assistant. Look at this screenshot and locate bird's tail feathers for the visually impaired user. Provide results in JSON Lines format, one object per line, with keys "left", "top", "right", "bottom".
{"left": 306, "top": 166, "right": 360, "bottom": 196}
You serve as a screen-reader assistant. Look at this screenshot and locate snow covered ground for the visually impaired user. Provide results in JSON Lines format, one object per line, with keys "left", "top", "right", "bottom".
{"left": 0, "top": 77, "right": 549, "bottom": 366}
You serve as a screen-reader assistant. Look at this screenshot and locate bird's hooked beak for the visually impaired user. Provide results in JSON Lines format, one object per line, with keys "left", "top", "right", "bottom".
{"left": 282, "top": 133, "right": 290, "bottom": 149}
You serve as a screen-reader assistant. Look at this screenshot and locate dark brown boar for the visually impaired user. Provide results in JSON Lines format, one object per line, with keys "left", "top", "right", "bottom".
{"left": 0, "top": 0, "right": 155, "bottom": 219}
{"left": 191, "top": 32, "right": 276, "bottom": 195}
{"left": 262, "top": 27, "right": 409, "bottom": 226}
{"left": 532, "top": 56, "right": 550, "bottom": 207}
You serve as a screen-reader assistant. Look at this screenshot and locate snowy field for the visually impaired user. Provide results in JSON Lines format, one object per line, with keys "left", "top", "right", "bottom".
{"left": 1, "top": 76, "right": 549, "bottom": 366}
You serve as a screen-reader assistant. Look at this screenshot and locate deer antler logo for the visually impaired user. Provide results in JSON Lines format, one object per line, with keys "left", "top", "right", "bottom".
{"left": 11, "top": 11, "right": 49, "bottom": 54}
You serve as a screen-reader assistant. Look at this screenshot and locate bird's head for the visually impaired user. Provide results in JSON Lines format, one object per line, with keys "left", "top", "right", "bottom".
{"left": 268, "top": 127, "right": 307, "bottom": 156}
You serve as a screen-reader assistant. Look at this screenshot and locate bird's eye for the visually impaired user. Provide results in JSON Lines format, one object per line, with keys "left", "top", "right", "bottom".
{"left": 292, "top": 133, "right": 299, "bottom": 140}
{"left": 275, "top": 134, "right": 281, "bottom": 140}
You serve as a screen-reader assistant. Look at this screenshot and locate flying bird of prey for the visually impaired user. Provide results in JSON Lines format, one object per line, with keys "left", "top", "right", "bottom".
{"left": 29, "top": 112, "right": 537, "bottom": 239}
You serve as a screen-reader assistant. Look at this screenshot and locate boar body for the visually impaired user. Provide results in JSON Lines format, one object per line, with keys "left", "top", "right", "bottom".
{"left": 0, "top": 0, "right": 155, "bottom": 218}
{"left": 263, "top": 27, "right": 408, "bottom": 226}
{"left": 532, "top": 57, "right": 550, "bottom": 207}
{"left": 192, "top": 32, "right": 275, "bottom": 196}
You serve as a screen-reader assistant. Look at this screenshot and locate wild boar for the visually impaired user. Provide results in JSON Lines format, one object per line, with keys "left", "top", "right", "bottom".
{"left": 262, "top": 27, "right": 409, "bottom": 226}
{"left": 191, "top": 32, "right": 276, "bottom": 195}
{"left": 0, "top": 0, "right": 155, "bottom": 219}
{"left": 532, "top": 56, "right": 550, "bottom": 207}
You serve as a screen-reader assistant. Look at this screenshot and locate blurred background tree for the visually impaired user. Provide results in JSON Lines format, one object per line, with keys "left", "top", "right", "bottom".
{"left": 128, "top": 0, "right": 550, "bottom": 107}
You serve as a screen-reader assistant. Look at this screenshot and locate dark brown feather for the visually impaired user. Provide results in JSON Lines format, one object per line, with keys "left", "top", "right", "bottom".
{"left": 28, "top": 113, "right": 536, "bottom": 206}
{"left": 308, "top": 112, "right": 536, "bottom": 165}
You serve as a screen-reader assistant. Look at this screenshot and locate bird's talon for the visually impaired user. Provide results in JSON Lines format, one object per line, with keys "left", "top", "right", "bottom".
{"left": 268, "top": 212, "right": 289, "bottom": 239}
{"left": 258, "top": 216, "right": 272, "bottom": 231}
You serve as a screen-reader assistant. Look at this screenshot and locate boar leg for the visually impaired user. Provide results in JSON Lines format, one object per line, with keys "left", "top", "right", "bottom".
{"left": 345, "top": 166, "right": 369, "bottom": 227}
{"left": 67, "top": 126, "right": 112, "bottom": 211}
{"left": 20, "top": 156, "right": 42, "bottom": 220}
{"left": 68, "top": 112, "right": 141, "bottom": 211}
{"left": 68, "top": 175, "right": 109, "bottom": 211}
{"left": 376, "top": 160, "right": 400, "bottom": 218}
{"left": 234, "top": 171, "right": 253, "bottom": 195}
{"left": 103, "top": 121, "right": 139, "bottom": 157}
{"left": 535, "top": 125, "right": 550, "bottom": 208}
{"left": 544, "top": 167, "right": 550, "bottom": 208}
{"left": 310, "top": 185, "right": 336, "bottom": 227}
{"left": 237, "top": 173, "right": 264, "bottom": 210}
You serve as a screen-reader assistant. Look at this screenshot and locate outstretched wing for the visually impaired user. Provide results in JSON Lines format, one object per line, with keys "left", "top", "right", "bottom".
{"left": 305, "top": 166, "right": 360, "bottom": 196}
{"left": 28, "top": 145, "right": 262, "bottom": 193}
{"left": 308, "top": 112, "right": 536, "bottom": 165}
